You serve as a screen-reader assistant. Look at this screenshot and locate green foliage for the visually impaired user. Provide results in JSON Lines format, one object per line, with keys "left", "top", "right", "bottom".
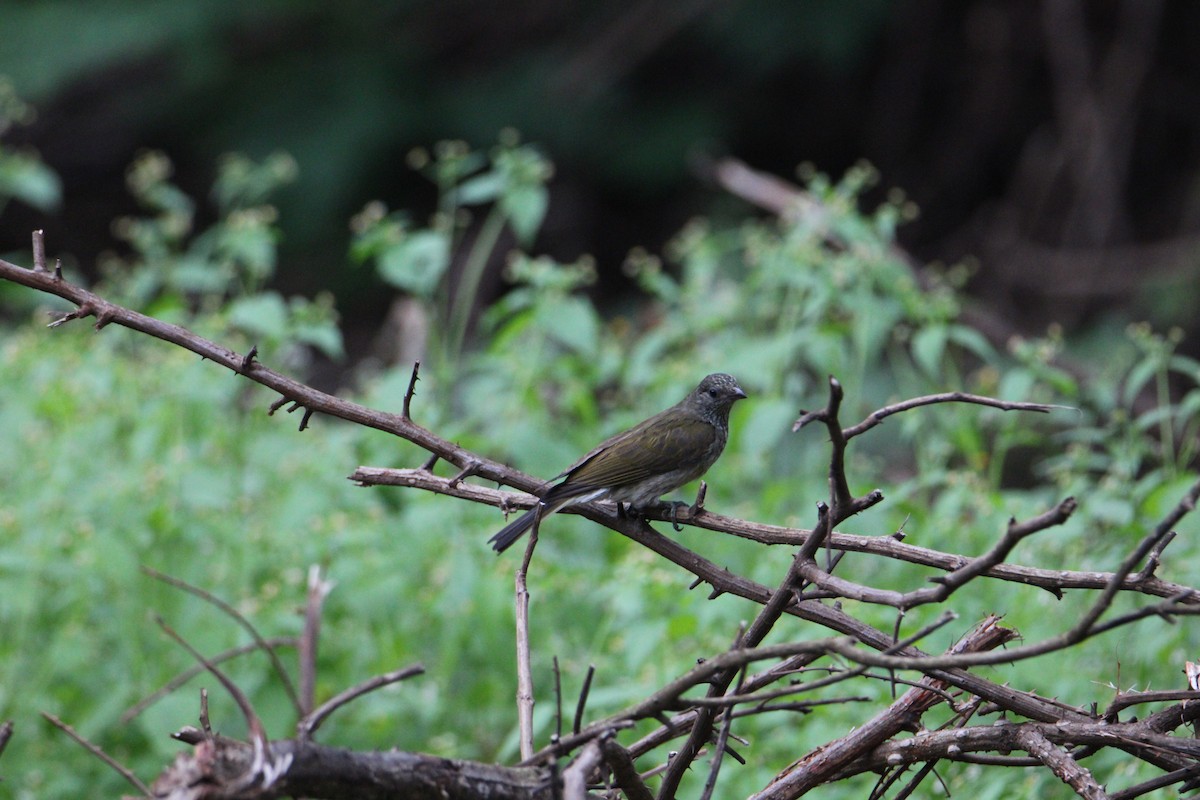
{"left": 1, "top": 133, "right": 1198, "bottom": 800}
{"left": 0, "top": 77, "right": 61, "bottom": 216}
{"left": 99, "top": 148, "right": 342, "bottom": 367}
{"left": 351, "top": 132, "right": 553, "bottom": 369}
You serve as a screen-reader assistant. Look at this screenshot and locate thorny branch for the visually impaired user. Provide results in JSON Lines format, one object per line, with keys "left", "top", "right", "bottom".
{"left": 4, "top": 234, "right": 1200, "bottom": 798}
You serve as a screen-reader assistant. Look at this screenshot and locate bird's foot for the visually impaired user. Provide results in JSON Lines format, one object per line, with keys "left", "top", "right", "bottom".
{"left": 668, "top": 500, "right": 690, "bottom": 532}
{"left": 620, "top": 501, "right": 691, "bottom": 531}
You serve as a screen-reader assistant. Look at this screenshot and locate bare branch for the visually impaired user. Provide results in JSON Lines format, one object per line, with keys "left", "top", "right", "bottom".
{"left": 573, "top": 664, "right": 595, "bottom": 736}
{"left": 795, "top": 496, "right": 1078, "bottom": 609}
{"left": 515, "top": 520, "right": 540, "bottom": 761}
{"left": 562, "top": 739, "right": 603, "bottom": 800}
{"left": 156, "top": 617, "right": 287, "bottom": 792}
{"left": 151, "top": 737, "right": 556, "bottom": 799}
{"left": 402, "top": 360, "right": 421, "bottom": 420}
{"left": 600, "top": 735, "right": 654, "bottom": 800}
{"left": 41, "top": 712, "right": 151, "bottom": 797}
{"left": 299, "top": 565, "right": 335, "bottom": 716}
{"left": 1106, "top": 689, "right": 1200, "bottom": 719}
{"left": 142, "top": 565, "right": 301, "bottom": 713}
{"left": 753, "top": 615, "right": 1014, "bottom": 799}
{"left": 31, "top": 229, "right": 47, "bottom": 272}
{"left": 1109, "top": 765, "right": 1200, "bottom": 800}
{"left": 838, "top": 392, "right": 1071, "bottom": 441}
{"left": 350, "top": 466, "right": 1200, "bottom": 605}
{"left": 1017, "top": 727, "right": 1109, "bottom": 800}
{"left": 120, "top": 636, "right": 297, "bottom": 724}
{"left": 297, "top": 664, "right": 425, "bottom": 740}
{"left": 0, "top": 251, "right": 508, "bottom": 487}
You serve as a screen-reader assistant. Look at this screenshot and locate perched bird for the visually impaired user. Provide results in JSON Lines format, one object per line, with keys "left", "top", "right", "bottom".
{"left": 489, "top": 373, "right": 747, "bottom": 553}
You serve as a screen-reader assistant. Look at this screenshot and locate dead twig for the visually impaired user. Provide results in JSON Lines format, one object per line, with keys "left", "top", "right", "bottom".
{"left": 299, "top": 565, "right": 335, "bottom": 716}
{"left": 297, "top": 663, "right": 425, "bottom": 740}
{"left": 141, "top": 565, "right": 301, "bottom": 713}
{"left": 41, "top": 712, "right": 151, "bottom": 797}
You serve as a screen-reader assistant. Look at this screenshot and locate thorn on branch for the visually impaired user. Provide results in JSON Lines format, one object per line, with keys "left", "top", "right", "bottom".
{"left": 448, "top": 459, "right": 481, "bottom": 489}
{"left": 47, "top": 301, "right": 95, "bottom": 329}
{"left": 419, "top": 452, "right": 440, "bottom": 471}
{"left": 53, "top": 258, "right": 62, "bottom": 281}
{"left": 265, "top": 396, "right": 314, "bottom": 430}
{"left": 240, "top": 345, "right": 259, "bottom": 373}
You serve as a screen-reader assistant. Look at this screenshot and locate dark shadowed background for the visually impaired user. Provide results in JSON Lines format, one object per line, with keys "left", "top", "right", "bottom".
{"left": 3, "top": 0, "right": 1198, "bottom": 363}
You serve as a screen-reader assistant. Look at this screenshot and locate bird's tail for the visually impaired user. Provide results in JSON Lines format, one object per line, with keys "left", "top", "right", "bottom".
{"left": 489, "top": 487, "right": 605, "bottom": 553}
{"left": 488, "top": 506, "right": 540, "bottom": 552}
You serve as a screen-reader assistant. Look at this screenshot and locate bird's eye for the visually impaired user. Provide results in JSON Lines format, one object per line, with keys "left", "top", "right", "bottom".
{"left": 708, "top": 388, "right": 719, "bottom": 397}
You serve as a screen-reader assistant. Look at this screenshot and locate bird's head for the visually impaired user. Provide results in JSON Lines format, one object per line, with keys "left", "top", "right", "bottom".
{"left": 687, "top": 373, "right": 748, "bottom": 419}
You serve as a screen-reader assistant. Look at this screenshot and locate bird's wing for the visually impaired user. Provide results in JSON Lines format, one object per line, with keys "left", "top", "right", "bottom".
{"left": 561, "top": 411, "right": 716, "bottom": 489}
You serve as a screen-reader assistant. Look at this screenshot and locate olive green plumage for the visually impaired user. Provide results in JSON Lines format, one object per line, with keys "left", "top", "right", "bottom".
{"left": 489, "top": 373, "right": 747, "bottom": 552}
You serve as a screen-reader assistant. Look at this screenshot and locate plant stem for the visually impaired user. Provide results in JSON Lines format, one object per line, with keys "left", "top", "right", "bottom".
{"left": 448, "top": 206, "right": 506, "bottom": 360}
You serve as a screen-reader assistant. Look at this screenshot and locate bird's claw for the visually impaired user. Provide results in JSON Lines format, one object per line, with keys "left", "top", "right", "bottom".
{"left": 669, "top": 501, "right": 690, "bottom": 532}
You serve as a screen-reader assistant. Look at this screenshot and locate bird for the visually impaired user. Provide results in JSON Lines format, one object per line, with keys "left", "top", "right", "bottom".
{"left": 489, "top": 373, "right": 747, "bottom": 553}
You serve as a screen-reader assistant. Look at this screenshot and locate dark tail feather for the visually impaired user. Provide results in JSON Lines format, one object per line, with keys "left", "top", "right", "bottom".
{"left": 489, "top": 506, "right": 540, "bottom": 552}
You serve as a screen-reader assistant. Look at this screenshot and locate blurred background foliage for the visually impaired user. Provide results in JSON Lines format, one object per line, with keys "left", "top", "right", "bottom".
{"left": 2, "top": 2, "right": 1200, "bottom": 798}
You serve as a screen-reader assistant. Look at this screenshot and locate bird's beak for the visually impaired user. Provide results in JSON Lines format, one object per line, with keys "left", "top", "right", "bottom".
{"left": 733, "top": 386, "right": 748, "bottom": 400}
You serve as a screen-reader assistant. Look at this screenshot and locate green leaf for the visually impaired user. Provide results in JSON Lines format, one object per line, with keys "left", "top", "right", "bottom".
{"left": 912, "top": 324, "right": 948, "bottom": 378}
{"left": 296, "top": 321, "right": 346, "bottom": 360}
{"left": 852, "top": 296, "right": 903, "bottom": 364}
{"left": 377, "top": 230, "right": 450, "bottom": 297}
{"left": 219, "top": 223, "right": 278, "bottom": 284}
{"left": 1122, "top": 356, "right": 1160, "bottom": 408}
{"left": 533, "top": 295, "right": 598, "bottom": 356}
{"left": 0, "top": 150, "right": 62, "bottom": 210}
{"left": 226, "top": 292, "right": 289, "bottom": 340}
{"left": 947, "top": 324, "right": 998, "bottom": 362}
{"left": 455, "top": 170, "right": 504, "bottom": 205}
{"left": 501, "top": 184, "right": 548, "bottom": 245}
